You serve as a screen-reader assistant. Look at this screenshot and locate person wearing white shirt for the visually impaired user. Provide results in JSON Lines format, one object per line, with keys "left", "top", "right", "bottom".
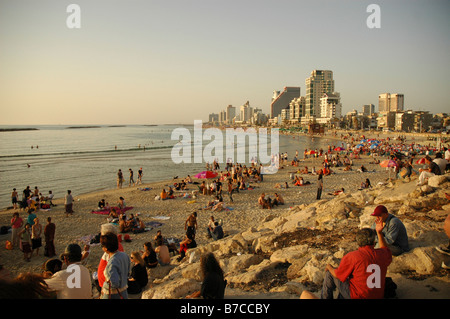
{"left": 45, "top": 244, "right": 92, "bottom": 299}
{"left": 433, "top": 153, "right": 447, "bottom": 175}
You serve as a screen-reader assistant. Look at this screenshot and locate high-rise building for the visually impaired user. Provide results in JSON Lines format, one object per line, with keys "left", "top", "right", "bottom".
{"left": 362, "top": 104, "right": 375, "bottom": 116}
{"left": 305, "top": 70, "right": 334, "bottom": 117}
{"left": 271, "top": 87, "right": 301, "bottom": 118}
{"left": 390, "top": 94, "right": 404, "bottom": 112}
{"left": 239, "top": 101, "right": 252, "bottom": 123}
{"left": 226, "top": 105, "right": 236, "bottom": 124}
{"left": 208, "top": 113, "right": 219, "bottom": 123}
{"left": 320, "top": 93, "right": 342, "bottom": 119}
{"left": 378, "top": 93, "right": 404, "bottom": 113}
{"left": 289, "top": 96, "right": 306, "bottom": 122}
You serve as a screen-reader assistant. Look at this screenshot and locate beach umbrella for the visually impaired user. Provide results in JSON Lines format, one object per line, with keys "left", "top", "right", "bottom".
{"left": 194, "top": 171, "right": 218, "bottom": 179}
{"left": 370, "top": 144, "right": 378, "bottom": 149}
{"left": 415, "top": 158, "right": 426, "bottom": 165}
{"left": 306, "top": 150, "right": 316, "bottom": 155}
{"left": 356, "top": 144, "right": 364, "bottom": 148}
{"left": 379, "top": 160, "right": 398, "bottom": 168}
{"left": 379, "top": 160, "right": 398, "bottom": 179}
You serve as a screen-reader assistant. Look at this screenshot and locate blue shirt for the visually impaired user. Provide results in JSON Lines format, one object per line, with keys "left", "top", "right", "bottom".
{"left": 371, "top": 214, "right": 409, "bottom": 252}
{"left": 103, "top": 251, "right": 130, "bottom": 292}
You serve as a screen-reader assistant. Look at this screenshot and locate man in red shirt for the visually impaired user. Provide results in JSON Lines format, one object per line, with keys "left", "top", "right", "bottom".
{"left": 320, "top": 218, "right": 392, "bottom": 299}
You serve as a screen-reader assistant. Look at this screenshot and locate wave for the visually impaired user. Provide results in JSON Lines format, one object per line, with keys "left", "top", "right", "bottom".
{"left": 0, "top": 145, "right": 175, "bottom": 159}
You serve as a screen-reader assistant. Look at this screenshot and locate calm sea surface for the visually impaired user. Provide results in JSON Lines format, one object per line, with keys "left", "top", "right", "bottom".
{"left": 0, "top": 125, "right": 336, "bottom": 209}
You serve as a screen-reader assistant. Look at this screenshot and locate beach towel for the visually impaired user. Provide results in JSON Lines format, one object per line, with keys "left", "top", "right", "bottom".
{"left": 138, "top": 187, "right": 152, "bottom": 191}
{"left": 91, "top": 206, "right": 133, "bottom": 215}
{"left": 151, "top": 216, "right": 171, "bottom": 220}
{"left": 145, "top": 221, "right": 163, "bottom": 228}
{"left": 77, "top": 234, "right": 101, "bottom": 246}
{"left": 224, "top": 206, "right": 234, "bottom": 211}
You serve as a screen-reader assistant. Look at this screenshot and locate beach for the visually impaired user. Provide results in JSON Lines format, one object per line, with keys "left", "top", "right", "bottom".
{"left": 0, "top": 130, "right": 448, "bottom": 299}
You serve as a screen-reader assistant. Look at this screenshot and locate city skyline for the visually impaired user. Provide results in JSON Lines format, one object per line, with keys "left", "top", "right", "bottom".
{"left": 0, "top": 0, "right": 449, "bottom": 125}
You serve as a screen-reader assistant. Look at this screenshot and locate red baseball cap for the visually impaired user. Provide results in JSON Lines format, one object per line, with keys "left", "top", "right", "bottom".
{"left": 371, "top": 205, "right": 388, "bottom": 216}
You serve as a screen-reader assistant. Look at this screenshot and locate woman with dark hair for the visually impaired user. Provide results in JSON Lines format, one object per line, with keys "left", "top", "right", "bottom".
{"left": 142, "top": 242, "right": 158, "bottom": 268}
{"left": 186, "top": 252, "right": 226, "bottom": 299}
{"left": 0, "top": 272, "right": 54, "bottom": 299}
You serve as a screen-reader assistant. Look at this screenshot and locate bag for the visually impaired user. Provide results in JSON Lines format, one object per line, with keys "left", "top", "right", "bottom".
{"left": 5, "top": 240, "right": 13, "bottom": 250}
{"left": 384, "top": 277, "right": 397, "bottom": 299}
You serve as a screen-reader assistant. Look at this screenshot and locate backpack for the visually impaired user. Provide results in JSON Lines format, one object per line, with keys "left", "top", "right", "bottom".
{"left": 384, "top": 277, "right": 397, "bottom": 299}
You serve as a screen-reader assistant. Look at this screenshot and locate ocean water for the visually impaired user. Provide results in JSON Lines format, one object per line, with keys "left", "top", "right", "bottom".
{"left": 0, "top": 124, "right": 335, "bottom": 209}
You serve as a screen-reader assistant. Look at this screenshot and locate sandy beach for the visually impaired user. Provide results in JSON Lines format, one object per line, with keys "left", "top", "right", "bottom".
{"left": 0, "top": 130, "right": 448, "bottom": 299}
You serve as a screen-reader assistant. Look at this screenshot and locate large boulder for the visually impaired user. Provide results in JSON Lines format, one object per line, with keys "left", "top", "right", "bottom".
{"left": 270, "top": 244, "right": 309, "bottom": 263}
{"left": 142, "top": 278, "right": 200, "bottom": 299}
{"left": 224, "top": 253, "right": 265, "bottom": 274}
{"left": 428, "top": 175, "right": 448, "bottom": 188}
{"left": 276, "top": 207, "right": 317, "bottom": 234}
{"left": 389, "top": 247, "right": 444, "bottom": 275}
{"left": 226, "top": 260, "right": 284, "bottom": 287}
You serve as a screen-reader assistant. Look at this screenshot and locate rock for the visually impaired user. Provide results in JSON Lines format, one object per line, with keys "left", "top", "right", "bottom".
{"left": 286, "top": 257, "right": 311, "bottom": 280}
{"left": 225, "top": 253, "right": 265, "bottom": 273}
{"left": 389, "top": 247, "right": 444, "bottom": 275}
{"left": 148, "top": 264, "right": 176, "bottom": 281}
{"left": 226, "top": 260, "right": 283, "bottom": 287}
{"left": 142, "top": 278, "right": 200, "bottom": 299}
{"left": 258, "top": 216, "right": 287, "bottom": 232}
{"left": 270, "top": 244, "right": 309, "bottom": 263}
{"left": 180, "top": 262, "right": 202, "bottom": 281}
{"left": 277, "top": 207, "right": 317, "bottom": 233}
{"left": 297, "top": 252, "right": 334, "bottom": 285}
{"left": 397, "top": 204, "right": 417, "bottom": 216}
{"left": 252, "top": 233, "right": 277, "bottom": 253}
{"left": 420, "top": 185, "right": 434, "bottom": 194}
{"left": 428, "top": 175, "right": 448, "bottom": 188}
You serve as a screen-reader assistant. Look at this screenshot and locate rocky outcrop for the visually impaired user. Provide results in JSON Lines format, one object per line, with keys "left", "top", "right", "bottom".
{"left": 141, "top": 175, "right": 450, "bottom": 299}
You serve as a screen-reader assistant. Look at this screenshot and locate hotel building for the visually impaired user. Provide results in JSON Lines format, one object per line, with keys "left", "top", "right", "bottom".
{"left": 305, "top": 70, "right": 334, "bottom": 117}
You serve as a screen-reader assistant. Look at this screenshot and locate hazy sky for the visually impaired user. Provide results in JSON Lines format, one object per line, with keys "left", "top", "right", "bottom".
{"left": 0, "top": 0, "right": 449, "bottom": 125}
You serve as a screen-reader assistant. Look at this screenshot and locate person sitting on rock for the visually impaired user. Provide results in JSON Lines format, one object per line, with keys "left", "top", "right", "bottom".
{"left": 303, "top": 226, "right": 392, "bottom": 299}
{"left": 370, "top": 205, "right": 409, "bottom": 256}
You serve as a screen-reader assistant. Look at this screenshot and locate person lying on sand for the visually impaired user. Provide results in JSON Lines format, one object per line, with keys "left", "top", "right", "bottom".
{"left": 328, "top": 188, "right": 345, "bottom": 196}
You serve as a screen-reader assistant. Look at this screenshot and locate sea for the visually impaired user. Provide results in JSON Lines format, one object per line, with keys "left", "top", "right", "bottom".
{"left": 0, "top": 124, "right": 337, "bottom": 209}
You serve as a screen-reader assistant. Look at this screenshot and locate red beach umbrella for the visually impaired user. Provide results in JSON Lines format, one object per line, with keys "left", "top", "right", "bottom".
{"left": 194, "top": 171, "right": 218, "bottom": 179}
{"left": 379, "top": 160, "right": 398, "bottom": 168}
{"left": 415, "top": 158, "right": 426, "bottom": 165}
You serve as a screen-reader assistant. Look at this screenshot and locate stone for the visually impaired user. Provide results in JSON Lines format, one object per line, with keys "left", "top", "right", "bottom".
{"left": 428, "top": 175, "right": 448, "bottom": 188}
{"left": 142, "top": 278, "right": 200, "bottom": 299}
{"left": 225, "top": 253, "right": 265, "bottom": 273}
{"left": 389, "top": 247, "right": 444, "bottom": 275}
{"left": 269, "top": 244, "right": 309, "bottom": 263}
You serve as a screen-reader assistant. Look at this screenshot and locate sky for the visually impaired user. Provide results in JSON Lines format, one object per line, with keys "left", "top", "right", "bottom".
{"left": 0, "top": 0, "right": 449, "bottom": 125}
